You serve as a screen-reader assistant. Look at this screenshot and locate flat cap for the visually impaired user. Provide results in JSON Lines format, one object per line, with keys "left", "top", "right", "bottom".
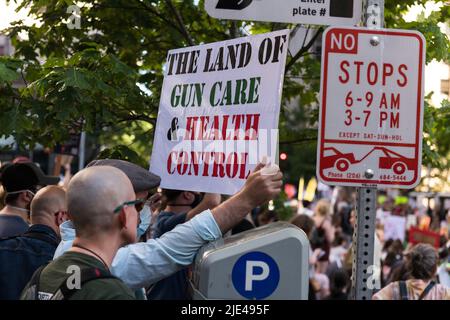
{"left": 86, "top": 159, "right": 161, "bottom": 193}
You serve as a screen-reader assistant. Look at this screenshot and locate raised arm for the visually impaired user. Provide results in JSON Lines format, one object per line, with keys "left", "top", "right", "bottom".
{"left": 186, "top": 193, "right": 222, "bottom": 221}
{"left": 212, "top": 163, "right": 282, "bottom": 234}
{"left": 111, "top": 162, "right": 282, "bottom": 289}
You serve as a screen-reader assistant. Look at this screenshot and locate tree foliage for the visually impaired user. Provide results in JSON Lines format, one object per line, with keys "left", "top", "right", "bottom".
{"left": 0, "top": 0, "right": 449, "bottom": 184}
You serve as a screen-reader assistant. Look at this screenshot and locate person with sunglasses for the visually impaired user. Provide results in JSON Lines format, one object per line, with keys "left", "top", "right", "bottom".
{"left": 0, "top": 185, "right": 67, "bottom": 300}
{"left": 51, "top": 159, "right": 282, "bottom": 299}
{"left": 22, "top": 166, "right": 139, "bottom": 300}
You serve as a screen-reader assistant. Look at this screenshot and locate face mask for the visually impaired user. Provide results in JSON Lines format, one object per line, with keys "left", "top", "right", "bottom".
{"left": 190, "top": 192, "right": 204, "bottom": 208}
{"left": 5, "top": 190, "right": 35, "bottom": 213}
{"left": 136, "top": 205, "right": 152, "bottom": 240}
{"left": 6, "top": 189, "right": 36, "bottom": 197}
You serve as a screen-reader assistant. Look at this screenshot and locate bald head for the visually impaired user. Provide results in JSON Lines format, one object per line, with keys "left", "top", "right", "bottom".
{"left": 67, "top": 166, "right": 135, "bottom": 237}
{"left": 30, "top": 186, "right": 67, "bottom": 225}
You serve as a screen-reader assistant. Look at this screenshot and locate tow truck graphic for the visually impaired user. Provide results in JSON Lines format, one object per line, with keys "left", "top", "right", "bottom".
{"left": 322, "top": 147, "right": 416, "bottom": 174}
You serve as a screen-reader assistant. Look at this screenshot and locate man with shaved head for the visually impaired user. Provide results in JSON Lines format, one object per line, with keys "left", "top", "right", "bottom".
{"left": 0, "top": 185, "right": 67, "bottom": 300}
{"left": 21, "top": 166, "right": 138, "bottom": 300}
{"left": 31, "top": 159, "right": 282, "bottom": 300}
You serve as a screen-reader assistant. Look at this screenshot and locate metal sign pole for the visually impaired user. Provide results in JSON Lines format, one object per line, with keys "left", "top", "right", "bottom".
{"left": 351, "top": 0, "right": 384, "bottom": 301}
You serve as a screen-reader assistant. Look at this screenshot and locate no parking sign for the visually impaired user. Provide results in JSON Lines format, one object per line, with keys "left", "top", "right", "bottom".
{"left": 317, "top": 27, "right": 426, "bottom": 188}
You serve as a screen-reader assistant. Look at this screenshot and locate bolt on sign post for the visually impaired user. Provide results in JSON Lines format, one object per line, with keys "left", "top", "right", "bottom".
{"left": 205, "top": 0, "right": 362, "bottom": 26}
{"left": 317, "top": 0, "right": 426, "bottom": 300}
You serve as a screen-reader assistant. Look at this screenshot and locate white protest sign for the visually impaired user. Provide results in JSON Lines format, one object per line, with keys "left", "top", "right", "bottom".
{"left": 317, "top": 27, "right": 426, "bottom": 188}
{"left": 384, "top": 215, "right": 407, "bottom": 242}
{"left": 205, "top": 0, "right": 362, "bottom": 26}
{"left": 150, "top": 30, "right": 289, "bottom": 195}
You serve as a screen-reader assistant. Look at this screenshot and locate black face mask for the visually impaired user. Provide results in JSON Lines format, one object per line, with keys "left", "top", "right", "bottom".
{"left": 190, "top": 192, "right": 204, "bottom": 208}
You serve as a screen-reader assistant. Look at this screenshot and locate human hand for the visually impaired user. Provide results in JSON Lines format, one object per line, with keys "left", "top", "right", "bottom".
{"left": 238, "top": 161, "right": 283, "bottom": 209}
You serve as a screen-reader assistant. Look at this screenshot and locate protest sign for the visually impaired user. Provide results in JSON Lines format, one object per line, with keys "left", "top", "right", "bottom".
{"left": 383, "top": 215, "right": 406, "bottom": 242}
{"left": 150, "top": 30, "right": 289, "bottom": 195}
{"left": 408, "top": 227, "right": 440, "bottom": 248}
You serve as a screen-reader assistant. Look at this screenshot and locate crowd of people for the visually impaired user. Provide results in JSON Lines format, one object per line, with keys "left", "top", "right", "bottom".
{"left": 0, "top": 157, "right": 448, "bottom": 300}
{"left": 290, "top": 186, "right": 450, "bottom": 300}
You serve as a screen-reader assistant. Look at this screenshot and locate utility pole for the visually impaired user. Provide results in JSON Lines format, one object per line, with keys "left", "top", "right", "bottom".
{"left": 351, "top": 0, "right": 384, "bottom": 301}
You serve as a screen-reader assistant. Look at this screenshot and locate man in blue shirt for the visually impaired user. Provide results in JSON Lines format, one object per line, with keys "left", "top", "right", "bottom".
{"left": 54, "top": 161, "right": 283, "bottom": 296}
{"left": 0, "top": 185, "right": 67, "bottom": 299}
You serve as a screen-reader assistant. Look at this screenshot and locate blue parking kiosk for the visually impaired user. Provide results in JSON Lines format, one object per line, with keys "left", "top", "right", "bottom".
{"left": 190, "top": 222, "right": 309, "bottom": 300}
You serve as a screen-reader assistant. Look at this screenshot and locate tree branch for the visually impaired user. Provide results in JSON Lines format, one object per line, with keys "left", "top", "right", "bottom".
{"left": 164, "top": 0, "right": 195, "bottom": 46}
{"left": 230, "top": 21, "right": 239, "bottom": 39}
{"left": 285, "top": 27, "right": 324, "bottom": 74}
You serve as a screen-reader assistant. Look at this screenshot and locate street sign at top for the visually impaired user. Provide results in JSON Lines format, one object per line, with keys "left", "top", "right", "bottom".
{"left": 317, "top": 27, "right": 426, "bottom": 189}
{"left": 205, "top": 0, "right": 362, "bottom": 26}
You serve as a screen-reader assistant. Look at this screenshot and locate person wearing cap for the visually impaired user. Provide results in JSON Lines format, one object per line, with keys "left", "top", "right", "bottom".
{"left": 53, "top": 159, "right": 282, "bottom": 298}
{"left": 0, "top": 163, "right": 59, "bottom": 238}
{"left": 0, "top": 185, "right": 67, "bottom": 299}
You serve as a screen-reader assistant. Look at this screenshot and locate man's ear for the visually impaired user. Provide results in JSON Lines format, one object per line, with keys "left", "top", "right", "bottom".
{"left": 182, "top": 191, "right": 193, "bottom": 202}
{"left": 54, "top": 211, "right": 68, "bottom": 226}
{"left": 21, "top": 191, "right": 33, "bottom": 203}
{"left": 118, "top": 209, "right": 127, "bottom": 229}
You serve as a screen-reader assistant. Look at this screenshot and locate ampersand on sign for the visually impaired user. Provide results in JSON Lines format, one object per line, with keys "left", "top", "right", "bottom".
{"left": 167, "top": 117, "right": 179, "bottom": 141}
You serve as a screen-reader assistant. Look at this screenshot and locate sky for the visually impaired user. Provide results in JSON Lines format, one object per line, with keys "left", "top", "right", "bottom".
{"left": 0, "top": 1, "right": 33, "bottom": 30}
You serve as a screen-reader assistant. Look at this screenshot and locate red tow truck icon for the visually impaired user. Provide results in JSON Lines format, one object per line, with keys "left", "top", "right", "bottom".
{"left": 322, "top": 147, "right": 415, "bottom": 174}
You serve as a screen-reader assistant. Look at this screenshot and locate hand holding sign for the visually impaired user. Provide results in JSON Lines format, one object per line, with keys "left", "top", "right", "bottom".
{"left": 240, "top": 161, "right": 282, "bottom": 209}
{"left": 211, "top": 161, "right": 282, "bottom": 234}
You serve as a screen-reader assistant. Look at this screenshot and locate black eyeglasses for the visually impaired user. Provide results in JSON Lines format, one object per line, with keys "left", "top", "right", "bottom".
{"left": 113, "top": 199, "right": 145, "bottom": 214}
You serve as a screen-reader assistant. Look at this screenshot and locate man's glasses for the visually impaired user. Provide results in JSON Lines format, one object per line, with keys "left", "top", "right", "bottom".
{"left": 113, "top": 199, "right": 145, "bottom": 214}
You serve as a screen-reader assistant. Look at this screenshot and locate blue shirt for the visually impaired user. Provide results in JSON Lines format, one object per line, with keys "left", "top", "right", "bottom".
{"left": 54, "top": 210, "right": 222, "bottom": 290}
{"left": 147, "top": 211, "right": 189, "bottom": 300}
{"left": 0, "top": 215, "right": 29, "bottom": 238}
{"left": 0, "top": 224, "right": 60, "bottom": 300}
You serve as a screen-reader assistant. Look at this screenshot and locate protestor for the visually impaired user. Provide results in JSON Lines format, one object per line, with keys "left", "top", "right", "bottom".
{"left": 373, "top": 244, "right": 450, "bottom": 300}
{"left": 0, "top": 186, "right": 67, "bottom": 300}
{"left": 311, "top": 199, "right": 334, "bottom": 273}
{"left": 325, "top": 269, "right": 349, "bottom": 300}
{"left": 21, "top": 166, "right": 139, "bottom": 300}
{"left": 0, "top": 163, "right": 59, "bottom": 238}
{"left": 290, "top": 214, "right": 328, "bottom": 300}
{"left": 52, "top": 160, "right": 282, "bottom": 298}
{"left": 297, "top": 200, "right": 313, "bottom": 217}
{"left": 147, "top": 190, "right": 221, "bottom": 300}
{"left": 329, "top": 231, "right": 349, "bottom": 270}
{"left": 437, "top": 242, "right": 449, "bottom": 287}
{"left": 53, "top": 159, "right": 162, "bottom": 299}
{"left": 54, "top": 159, "right": 162, "bottom": 258}
{"left": 230, "top": 217, "right": 255, "bottom": 235}
{"left": 256, "top": 207, "right": 278, "bottom": 226}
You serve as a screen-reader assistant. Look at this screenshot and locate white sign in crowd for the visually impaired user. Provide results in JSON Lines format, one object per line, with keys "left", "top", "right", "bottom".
{"left": 150, "top": 30, "right": 289, "bottom": 195}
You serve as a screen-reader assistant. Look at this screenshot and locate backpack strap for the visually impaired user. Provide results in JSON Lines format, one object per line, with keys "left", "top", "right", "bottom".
{"left": 54, "top": 267, "right": 118, "bottom": 300}
{"left": 399, "top": 281, "right": 408, "bottom": 300}
{"left": 418, "top": 281, "right": 436, "bottom": 300}
{"left": 21, "top": 263, "right": 49, "bottom": 300}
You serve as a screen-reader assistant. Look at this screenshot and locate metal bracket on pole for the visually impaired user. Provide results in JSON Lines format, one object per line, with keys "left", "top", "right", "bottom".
{"left": 364, "top": 0, "right": 385, "bottom": 30}
{"left": 351, "top": 0, "right": 385, "bottom": 301}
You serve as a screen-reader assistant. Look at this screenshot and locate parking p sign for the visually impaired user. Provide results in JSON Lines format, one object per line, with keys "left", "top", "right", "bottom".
{"left": 317, "top": 27, "right": 425, "bottom": 188}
